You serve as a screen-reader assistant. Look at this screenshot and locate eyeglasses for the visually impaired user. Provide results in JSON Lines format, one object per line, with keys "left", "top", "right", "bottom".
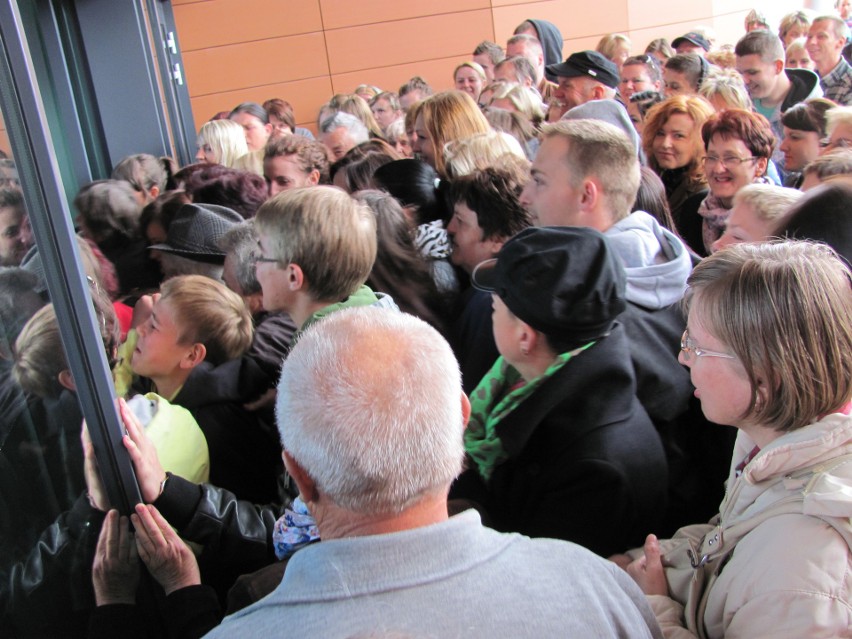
{"left": 625, "top": 54, "right": 659, "bottom": 71}
{"left": 251, "top": 248, "right": 280, "bottom": 264}
{"left": 820, "top": 137, "right": 852, "bottom": 150}
{"left": 701, "top": 155, "right": 759, "bottom": 169}
{"left": 680, "top": 329, "right": 735, "bottom": 361}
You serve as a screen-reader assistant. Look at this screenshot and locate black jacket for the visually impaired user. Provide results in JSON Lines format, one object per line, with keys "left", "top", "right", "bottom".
{"left": 173, "top": 357, "right": 283, "bottom": 504}
{"left": 450, "top": 287, "right": 499, "bottom": 394}
{"left": 450, "top": 322, "right": 668, "bottom": 557}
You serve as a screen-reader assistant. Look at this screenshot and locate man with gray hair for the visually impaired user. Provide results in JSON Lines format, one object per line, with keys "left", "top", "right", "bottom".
{"left": 218, "top": 221, "right": 295, "bottom": 378}
{"left": 318, "top": 111, "right": 369, "bottom": 161}
{"left": 203, "top": 306, "right": 661, "bottom": 637}
{"left": 494, "top": 55, "right": 538, "bottom": 89}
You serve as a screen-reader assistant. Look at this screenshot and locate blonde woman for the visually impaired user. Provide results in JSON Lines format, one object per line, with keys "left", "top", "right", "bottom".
{"left": 453, "top": 61, "right": 487, "bottom": 100}
{"left": 196, "top": 119, "right": 250, "bottom": 168}
{"left": 596, "top": 33, "right": 632, "bottom": 72}
{"left": 412, "top": 91, "right": 490, "bottom": 177}
{"left": 642, "top": 95, "right": 715, "bottom": 225}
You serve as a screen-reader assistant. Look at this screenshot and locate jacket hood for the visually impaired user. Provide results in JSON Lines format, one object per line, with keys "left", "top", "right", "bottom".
{"left": 781, "top": 68, "right": 823, "bottom": 111}
{"left": 562, "top": 99, "right": 644, "bottom": 162}
{"left": 528, "top": 19, "right": 563, "bottom": 83}
{"left": 603, "top": 211, "right": 691, "bottom": 309}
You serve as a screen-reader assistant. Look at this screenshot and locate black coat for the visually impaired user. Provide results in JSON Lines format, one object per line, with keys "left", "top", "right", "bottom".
{"left": 173, "top": 357, "right": 282, "bottom": 505}
{"left": 451, "top": 322, "right": 668, "bottom": 557}
{"left": 449, "top": 287, "right": 499, "bottom": 394}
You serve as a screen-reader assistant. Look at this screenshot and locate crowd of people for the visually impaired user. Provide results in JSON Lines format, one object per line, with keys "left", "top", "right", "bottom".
{"left": 1, "top": 6, "right": 852, "bottom": 639}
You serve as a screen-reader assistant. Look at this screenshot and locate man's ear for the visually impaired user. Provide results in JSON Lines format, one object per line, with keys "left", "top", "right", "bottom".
{"left": 58, "top": 369, "right": 77, "bottom": 392}
{"left": 773, "top": 58, "right": 784, "bottom": 75}
{"left": 283, "top": 449, "right": 318, "bottom": 503}
{"left": 485, "top": 237, "right": 505, "bottom": 258}
{"left": 460, "top": 392, "right": 471, "bottom": 430}
{"left": 591, "top": 84, "right": 606, "bottom": 100}
{"left": 580, "top": 177, "right": 600, "bottom": 210}
{"left": 307, "top": 169, "right": 321, "bottom": 186}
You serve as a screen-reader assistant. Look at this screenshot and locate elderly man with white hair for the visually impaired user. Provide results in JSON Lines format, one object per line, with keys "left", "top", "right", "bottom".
{"left": 318, "top": 111, "right": 369, "bottom": 161}
{"left": 97, "top": 306, "right": 662, "bottom": 637}
{"left": 203, "top": 307, "right": 661, "bottom": 637}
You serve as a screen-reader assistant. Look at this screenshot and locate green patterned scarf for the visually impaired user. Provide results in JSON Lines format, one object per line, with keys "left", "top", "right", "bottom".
{"left": 464, "top": 341, "right": 595, "bottom": 482}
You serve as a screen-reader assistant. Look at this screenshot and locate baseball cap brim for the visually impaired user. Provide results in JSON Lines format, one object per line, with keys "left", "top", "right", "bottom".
{"left": 470, "top": 258, "right": 499, "bottom": 293}
{"left": 148, "top": 243, "right": 226, "bottom": 264}
{"left": 545, "top": 61, "right": 583, "bottom": 78}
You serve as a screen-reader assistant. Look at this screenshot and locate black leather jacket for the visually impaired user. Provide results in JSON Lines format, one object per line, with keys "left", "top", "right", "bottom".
{"left": 0, "top": 493, "right": 103, "bottom": 638}
{"left": 155, "top": 473, "right": 291, "bottom": 599}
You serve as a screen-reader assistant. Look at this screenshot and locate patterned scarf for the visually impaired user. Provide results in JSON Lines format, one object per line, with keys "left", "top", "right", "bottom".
{"left": 415, "top": 220, "right": 451, "bottom": 259}
{"left": 272, "top": 497, "right": 320, "bottom": 560}
{"left": 697, "top": 176, "right": 771, "bottom": 253}
{"left": 464, "top": 342, "right": 595, "bottom": 482}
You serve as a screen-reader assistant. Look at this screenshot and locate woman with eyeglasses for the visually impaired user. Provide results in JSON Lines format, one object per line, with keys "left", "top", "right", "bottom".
{"left": 617, "top": 240, "right": 852, "bottom": 638}
{"left": 820, "top": 105, "right": 852, "bottom": 156}
{"left": 677, "top": 109, "right": 775, "bottom": 255}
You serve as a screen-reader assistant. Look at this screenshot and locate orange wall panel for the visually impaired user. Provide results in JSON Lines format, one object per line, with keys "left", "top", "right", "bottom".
{"left": 319, "top": 0, "right": 490, "bottom": 30}
{"left": 491, "top": 1, "right": 564, "bottom": 46}
{"left": 182, "top": 32, "right": 329, "bottom": 96}
{"left": 331, "top": 56, "right": 468, "bottom": 97}
{"left": 324, "top": 10, "right": 493, "bottom": 74}
{"left": 174, "top": 0, "right": 322, "bottom": 51}
{"left": 561, "top": 0, "right": 630, "bottom": 39}
{"left": 189, "top": 76, "right": 333, "bottom": 131}
{"left": 627, "top": 0, "right": 712, "bottom": 32}
{"left": 562, "top": 35, "right": 606, "bottom": 55}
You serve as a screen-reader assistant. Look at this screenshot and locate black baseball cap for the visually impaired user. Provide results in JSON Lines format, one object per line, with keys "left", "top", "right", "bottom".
{"left": 672, "top": 32, "right": 711, "bottom": 52}
{"left": 545, "top": 50, "right": 620, "bottom": 89}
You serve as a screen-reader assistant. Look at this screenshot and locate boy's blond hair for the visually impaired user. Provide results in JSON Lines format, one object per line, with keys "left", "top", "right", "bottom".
{"left": 159, "top": 275, "right": 253, "bottom": 366}
{"left": 254, "top": 187, "right": 377, "bottom": 302}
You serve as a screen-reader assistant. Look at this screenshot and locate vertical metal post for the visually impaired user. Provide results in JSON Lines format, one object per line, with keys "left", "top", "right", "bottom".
{"left": 0, "top": 0, "right": 140, "bottom": 513}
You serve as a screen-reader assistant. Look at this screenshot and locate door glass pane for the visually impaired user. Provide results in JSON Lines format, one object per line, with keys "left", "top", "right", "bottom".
{"left": 0, "top": 110, "right": 111, "bottom": 638}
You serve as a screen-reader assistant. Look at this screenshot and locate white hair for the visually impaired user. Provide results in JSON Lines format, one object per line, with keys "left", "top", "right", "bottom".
{"left": 197, "top": 119, "right": 249, "bottom": 169}
{"left": 443, "top": 130, "right": 527, "bottom": 178}
{"left": 826, "top": 106, "right": 852, "bottom": 137}
{"left": 732, "top": 184, "right": 802, "bottom": 223}
{"left": 276, "top": 307, "right": 465, "bottom": 515}
{"left": 319, "top": 111, "right": 370, "bottom": 145}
